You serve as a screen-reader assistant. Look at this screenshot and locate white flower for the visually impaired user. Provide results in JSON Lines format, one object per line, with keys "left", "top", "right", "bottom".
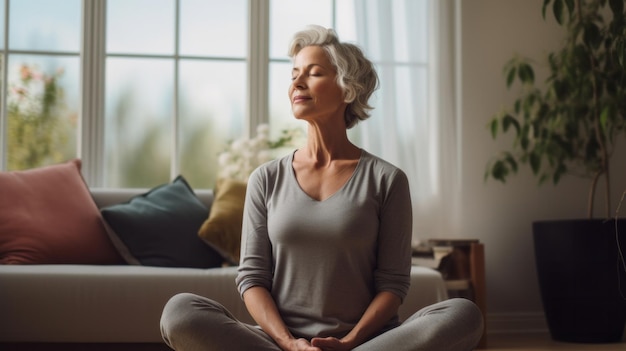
{"left": 218, "top": 152, "right": 233, "bottom": 167}
{"left": 256, "top": 123, "right": 270, "bottom": 135}
{"left": 230, "top": 138, "right": 246, "bottom": 152}
{"left": 217, "top": 124, "right": 301, "bottom": 181}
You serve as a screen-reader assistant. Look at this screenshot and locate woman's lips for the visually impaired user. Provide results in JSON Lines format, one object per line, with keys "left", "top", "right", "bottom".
{"left": 293, "top": 95, "right": 311, "bottom": 103}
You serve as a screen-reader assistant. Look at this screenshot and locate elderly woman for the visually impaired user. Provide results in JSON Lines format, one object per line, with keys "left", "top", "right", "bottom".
{"left": 160, "top": 25, "right": 483, "bottom": 351}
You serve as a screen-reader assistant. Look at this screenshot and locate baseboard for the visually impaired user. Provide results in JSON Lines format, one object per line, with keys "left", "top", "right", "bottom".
{"left": 486, "top": 311, "right": 549, "bottom": 335}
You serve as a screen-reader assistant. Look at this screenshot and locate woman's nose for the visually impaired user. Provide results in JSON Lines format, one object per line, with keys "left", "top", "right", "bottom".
{"left": 292, "top": 74, "right": 306, "bottom": 89}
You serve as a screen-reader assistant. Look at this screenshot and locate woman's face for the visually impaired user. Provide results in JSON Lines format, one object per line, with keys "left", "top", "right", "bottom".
{"left": 289, "top": 45, "right": 347, "bottom": 123}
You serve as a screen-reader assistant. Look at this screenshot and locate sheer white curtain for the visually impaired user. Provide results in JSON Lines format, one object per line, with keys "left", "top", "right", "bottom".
{"left": 349, "top": 0, "right": 460, "bottom": 241}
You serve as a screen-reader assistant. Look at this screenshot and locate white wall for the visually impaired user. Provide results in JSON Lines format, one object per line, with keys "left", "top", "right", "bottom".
{"left": 455, "top": 0, "right": 626, "bottom": 333}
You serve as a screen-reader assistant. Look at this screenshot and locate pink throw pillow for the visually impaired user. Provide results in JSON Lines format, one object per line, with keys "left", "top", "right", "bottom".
{"left": 0, "top": 159, "right": 123, "bottom": 264}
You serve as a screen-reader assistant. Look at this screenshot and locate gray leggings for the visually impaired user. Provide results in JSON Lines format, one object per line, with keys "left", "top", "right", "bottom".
{"left": 160, "top": 293, "right": 483, "bottom": 351}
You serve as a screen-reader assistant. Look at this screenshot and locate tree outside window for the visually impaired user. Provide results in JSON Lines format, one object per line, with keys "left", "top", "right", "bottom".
{"left": 6, "top": 64, "right": 74, "bottom": 170}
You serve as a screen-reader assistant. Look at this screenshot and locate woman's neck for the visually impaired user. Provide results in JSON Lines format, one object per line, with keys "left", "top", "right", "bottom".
{"left": 299, "top": 123, "right": 359, "bottom": 166}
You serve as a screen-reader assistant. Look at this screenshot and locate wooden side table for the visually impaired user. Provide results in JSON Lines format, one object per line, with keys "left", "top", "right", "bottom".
{"left": 414, "top": 239, "right": 487, "bottom": 349}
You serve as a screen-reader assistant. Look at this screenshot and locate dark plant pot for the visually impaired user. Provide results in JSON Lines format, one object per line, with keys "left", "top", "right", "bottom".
{"left": 533, "top": 219, "right": 626, "bottom": 343}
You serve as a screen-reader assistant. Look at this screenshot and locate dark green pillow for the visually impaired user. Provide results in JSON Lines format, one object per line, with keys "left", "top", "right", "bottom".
{"left": 101, "top": 175, "right": 223, "bottom": 268}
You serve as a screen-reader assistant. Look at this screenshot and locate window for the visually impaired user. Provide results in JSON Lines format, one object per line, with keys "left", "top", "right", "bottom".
{"left": 0, "top": 0, "right": 81, "bottom": 174}
{"left": 103, "top": 0, "right": 248, "bottom": 188}
{"left": 0, "top": 1, "right": 446, "bottom": 224}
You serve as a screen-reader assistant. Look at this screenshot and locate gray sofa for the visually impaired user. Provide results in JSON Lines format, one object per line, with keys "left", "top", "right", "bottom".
{"left": 0, "top": 188, "right": 448, "bottom": 349}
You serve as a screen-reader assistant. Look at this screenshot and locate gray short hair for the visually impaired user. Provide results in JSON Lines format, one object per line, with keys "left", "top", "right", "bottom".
{"left": 288, "top": 24, "right": 379, "bottom": 129}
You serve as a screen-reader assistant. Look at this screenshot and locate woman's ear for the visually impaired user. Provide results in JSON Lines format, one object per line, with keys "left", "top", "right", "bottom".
{"left": 343, "top": 87, "right": 355, "bottom": 104}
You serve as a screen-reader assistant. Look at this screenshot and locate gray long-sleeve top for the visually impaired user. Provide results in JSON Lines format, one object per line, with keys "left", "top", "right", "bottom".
{"left": 235, "top": 150, "right": 412, "bottom": 339}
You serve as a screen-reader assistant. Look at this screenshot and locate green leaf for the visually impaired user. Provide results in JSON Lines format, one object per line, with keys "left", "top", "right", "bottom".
{"left": 506, "top": 66, "right": 517, "bottom": 88}
{"left": 599, "top": 106, "right": 610, "bottom": 133}
{"left": 518, "top": 63, "right": 535, "bottom": 84}
{"left": 491, "top": 160, "right": 509, "bottom": 182}
{"left": 502, "top": 114, "right": 521, "bottom": 135}
{"left": 573, "top": 44, "right": 591, "bottom": 71}
{"left": 520, "top": 125, "right": 530, "bottom": 150}
{"left": 525, "top": 65, "right": 535, "bottom": 84}
{"left": 490, "top": 118, "right": 498, "bottom": 139}
{"left": 583, "top": 23, "right": 601, "bottom": 49}
{"left": 553, "top": 79, "right": 568, "bottom": 100}
{"left": 617, "top": 38, "right": 626, "bottom": 68}
{"left": 518, "top": 64, "right": 527, "bottom": 82}
{"left": 548, "top": 53, "right": 558, "bottom": 70}
{"left": 553, "top": 0, "right": 565, "bottom": 25}
{"left": 530, "top": 152, "right": 541, "bottom": 175}
{"left": 564, "top": 0, "right": 575, "bottom": 18}
{"left": 542, "top": 0, "right": 552, "bottom": 19}
{"left": 505, "top": 153, "right": 518, "bottom": 173}
{"left": 524, "top": 94, "right": 537, "bottom": 114}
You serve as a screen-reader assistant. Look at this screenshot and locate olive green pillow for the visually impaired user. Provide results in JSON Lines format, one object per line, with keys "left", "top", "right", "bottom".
{"left": 198, "top": 178, "right": 247, "bottom": 265}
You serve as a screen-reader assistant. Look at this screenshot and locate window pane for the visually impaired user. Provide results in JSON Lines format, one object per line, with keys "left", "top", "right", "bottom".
{"left": 392, "top": 0, "right": 429, "bottom": 63}
{"left": 180, "top": 0, "right": 247, "bottom": 58}
{"left": 107, "top": 0, "right": 175, "bottom": 55}
{"left": 178, "top": 60, "right": 246, "bottom": 189}
{"left": 0, "top": 1, "right": 4, "bottom": 49}
{"left": 6, "top": 55, "right": 79, "bottom": 170}
{"left": 334, "top": 0, "right": 357, "bottom": 42}
{"left": 392, "top": 64, "right": 435, "bottom": 194}
{"left": 105, "top": 58, "right": 174, "bottom": 188}
{"left": 9, "top": 0, "right": 81, "bottom": 52}
{"left": 269, "top": 0, "right": 333, "bottom": 59}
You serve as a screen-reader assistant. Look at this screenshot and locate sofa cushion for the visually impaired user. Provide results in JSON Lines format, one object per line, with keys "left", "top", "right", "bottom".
{"left": 0, "top": 265, "right": 446, "bottom": 342}
{"left": 0, "top": 159, "right": 123, "bottom": 264}
{"left": 198, "top": 178, "right": 246, "bottom": 265}
{"left": 101, "top": 175, "right": 223, "bottom": 268}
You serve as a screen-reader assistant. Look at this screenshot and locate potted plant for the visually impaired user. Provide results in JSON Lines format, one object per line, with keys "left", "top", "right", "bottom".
{"left": 485, "top": 0, "right": 626, "bottom": 343}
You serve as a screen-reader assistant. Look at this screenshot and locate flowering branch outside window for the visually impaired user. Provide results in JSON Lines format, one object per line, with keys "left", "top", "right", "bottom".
{"left": 7, "top": 64, "right": 74, "bottom": 171}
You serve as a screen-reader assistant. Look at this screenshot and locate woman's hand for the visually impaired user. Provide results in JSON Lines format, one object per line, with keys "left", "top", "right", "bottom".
{"left": 243, "top": 287, "right": 323, "bottom": 351}
{"left": 283, "top": 338, "right": 323, "bottom": 351}
{"left": 311, "top": 291, "right": 401, "bottom": 350}
{"left": 310, "top": 337, "right": 353, "bottom": 351}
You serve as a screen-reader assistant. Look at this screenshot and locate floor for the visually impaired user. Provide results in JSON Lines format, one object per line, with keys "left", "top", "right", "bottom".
{"left": 3, "top": 333, "right": 625, "bottom": 351}
{"left": 486, "top": 332, "right": 626, "bottom": 350}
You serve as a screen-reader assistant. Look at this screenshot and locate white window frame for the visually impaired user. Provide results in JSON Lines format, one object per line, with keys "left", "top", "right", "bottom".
{"left": 0, "top": 0, "right": 84, "bottom": 173}
{"left": 0, "top": 0, "right": 269, "bottom": 187}
{"left": 1, "top": 0, "right": 448, "bottom": 203}
{"left": 80, "top": 0, "right": 107, "bottom": 186}
{"left": 80, "top": 0, "right": 269, "bottom": 187}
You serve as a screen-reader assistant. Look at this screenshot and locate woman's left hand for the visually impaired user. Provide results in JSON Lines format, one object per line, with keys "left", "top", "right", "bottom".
{"left": 310, "top": 337, "right": 353, "bottom": 351}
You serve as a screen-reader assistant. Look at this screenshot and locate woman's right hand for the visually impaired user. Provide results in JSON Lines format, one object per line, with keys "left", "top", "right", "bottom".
{"left": 281, "top": 338, "right": 322, "bottom": 351}
{"left": 243, "top": 287, "right": 322, "bottom": 351}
